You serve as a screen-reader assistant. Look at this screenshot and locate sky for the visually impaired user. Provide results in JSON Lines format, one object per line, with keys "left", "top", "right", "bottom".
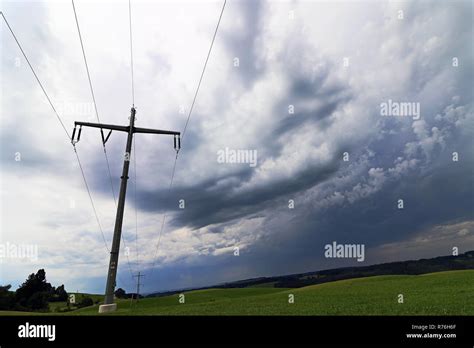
{"left": 0, "top": 0, "right": 473, "bottom": 295}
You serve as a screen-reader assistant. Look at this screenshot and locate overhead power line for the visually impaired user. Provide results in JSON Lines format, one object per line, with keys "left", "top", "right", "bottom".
{"left": 1, "top": 12, "right": 71, "bottom": 141}
{"left": 71, "top": 0, "right": 136, "bottom": 278}
{"left": 129, "top": 0, "right": 135, "bottom": 106}
{"left": 149, "top": 0, "right": 226, "bottom": 276}
{"left": 181, "top": 0, "right": 227, "bottom": 141}
{"left": 134, "top": 137, "right": 140, "bottom": 271}
{"left": 1, "top": 11, "right": 133, "bottom": 289}
{"left": 71, "top": 0, "right": 117, "bottom": 204}
{"left": 73, "top": 146, "right": 109, "bottom": 251}
{"left": 129, "top": 0, "right": 140, "bottom": 273}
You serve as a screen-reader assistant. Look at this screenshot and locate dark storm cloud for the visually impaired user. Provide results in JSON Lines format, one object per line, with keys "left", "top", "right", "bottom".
{"left": 128, "top": 55, "right": 354, "bottom": 229}
{"left": 153, "top": 139, "right": 473, "bottom": 284}
{"left": 263, "top": 152, "right": 473, "bottom": 270}
{"left": 273, "top": 77, "right": 352, "bottom": 138}
{"left": 135, "top": 156, "right": 340, "bottom": 229}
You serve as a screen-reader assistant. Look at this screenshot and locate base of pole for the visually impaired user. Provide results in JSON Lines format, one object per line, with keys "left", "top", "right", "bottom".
{"left": 98, "top": 303, "right": 117, "bottom": 313}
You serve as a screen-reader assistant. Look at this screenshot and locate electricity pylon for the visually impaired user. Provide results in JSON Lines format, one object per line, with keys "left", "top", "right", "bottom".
{"left": 133, "top": 271, "right": 145, "bottom": 302}
{"left": 72, "top": 107, "right": 180, "bottom": 313}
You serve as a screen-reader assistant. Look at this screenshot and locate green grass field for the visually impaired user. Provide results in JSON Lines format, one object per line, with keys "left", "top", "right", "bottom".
{"left": 1, "top": 270, "right": 473, "bottom": 316}
{"left": 48, "top": 293, "right": 103, "bottom": 312}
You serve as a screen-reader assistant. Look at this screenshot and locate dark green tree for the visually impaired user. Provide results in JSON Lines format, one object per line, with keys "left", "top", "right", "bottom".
{"left": 15, "top": 269, "right": 53, "bottom": 311}
{"left": 54, "top": 284, "right": 68, "bottom": 302}
{"left": 114, "top": 288, "right": 127, "bottom": 299}
{"left": 26, "top": 291, "right": 50, "bottom": 311}
{"left": 0, "top": 284, "right": 14, "bottom": 310}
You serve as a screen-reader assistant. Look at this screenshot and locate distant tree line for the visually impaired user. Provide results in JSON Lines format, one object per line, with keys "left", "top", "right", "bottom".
{"left": 114, "top": 288, "right": 143, "bottom": 300}
{"left": 213, "top": 250, "right": 474, "bottom": 290}
{"left": 273, "top": 251, "right": 474, "bottom": 288}
{"left": 0, "top": 269, "right": 93, "bottom": 312}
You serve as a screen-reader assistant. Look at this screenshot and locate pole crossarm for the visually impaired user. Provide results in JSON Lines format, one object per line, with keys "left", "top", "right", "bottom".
{"left": 72, "top": 120, "right": 181, "bottom": 151}
{"left": 73, "top": 121, "right": 180, "bottom": 136}
{"left": 75, "top": 121, "right": 129, "bottom": 133}
{"left": 133, "top": 126, "right": 180, "bottom": 136}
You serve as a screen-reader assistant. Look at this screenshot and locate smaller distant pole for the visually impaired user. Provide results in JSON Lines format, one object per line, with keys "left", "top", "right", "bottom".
{"left": 133, "top": 272, "right": 145, "bottom": 302}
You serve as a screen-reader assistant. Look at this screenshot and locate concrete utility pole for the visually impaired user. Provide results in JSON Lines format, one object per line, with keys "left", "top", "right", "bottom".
{"left": 72, "top": 107, "right": 180, "bottom": 313}
{"left": 133, "top": 272, "right": 145, "bottom": 302}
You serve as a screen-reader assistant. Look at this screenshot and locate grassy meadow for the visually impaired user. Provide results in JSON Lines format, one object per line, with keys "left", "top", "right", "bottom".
{"left": 1, "top": 270, "right": 472, "bottom": 316}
